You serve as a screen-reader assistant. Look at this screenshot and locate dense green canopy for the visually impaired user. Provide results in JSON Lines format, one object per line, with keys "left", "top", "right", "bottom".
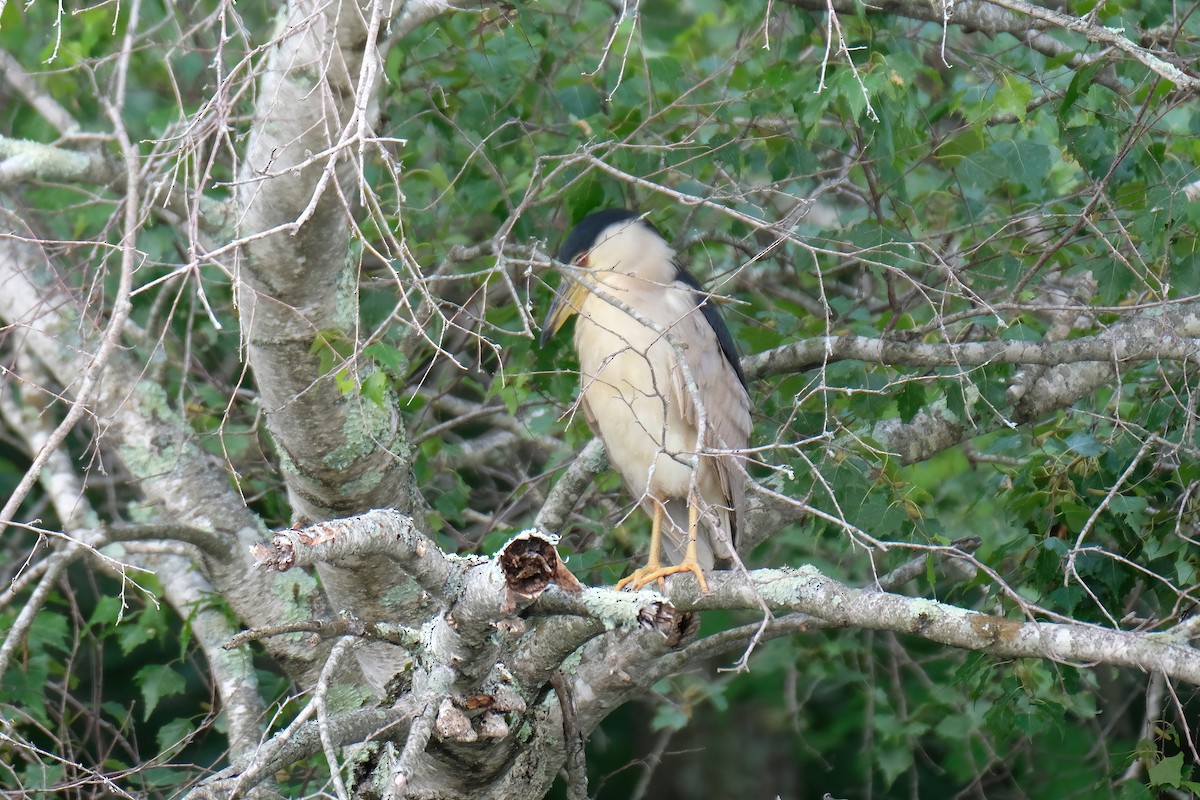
{"left": 1, "top": 0, "right": 1198, "bottom": 797}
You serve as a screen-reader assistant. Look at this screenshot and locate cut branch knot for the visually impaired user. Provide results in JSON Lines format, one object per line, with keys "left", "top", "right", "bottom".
{"left": 498, "top": 529, "right": 584, "bottom": 612}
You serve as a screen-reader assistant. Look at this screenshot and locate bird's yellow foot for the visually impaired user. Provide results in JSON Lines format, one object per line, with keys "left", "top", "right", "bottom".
{"left": 616, "top": 561, "right": 709, "bottom": 593}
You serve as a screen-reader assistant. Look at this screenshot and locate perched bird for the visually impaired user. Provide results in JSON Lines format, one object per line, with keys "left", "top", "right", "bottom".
{"left": 541, "top": 209, "right": 752, "bottom": 591}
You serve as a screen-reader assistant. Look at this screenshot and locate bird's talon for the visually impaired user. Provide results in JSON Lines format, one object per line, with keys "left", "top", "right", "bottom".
{"left": 615, "top": 566, "right": 657, "bottom": 592}
{"left": 615, "top": 563, "right": 708, "bottom": 592}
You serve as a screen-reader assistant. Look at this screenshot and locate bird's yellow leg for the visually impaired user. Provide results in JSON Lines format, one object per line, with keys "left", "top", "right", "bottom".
{"left": 616, "top": 499, "right": 709, "bottom": 592}
{"left": 678, "top": 501, "right": 710, "bottom": 592}
{"left": 615, "top": 502, "right": 665, "bottom": 591}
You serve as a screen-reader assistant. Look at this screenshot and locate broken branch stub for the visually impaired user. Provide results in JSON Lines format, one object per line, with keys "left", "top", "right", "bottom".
{"left": 498, "top": 530, "right": 583, "bottom": 612}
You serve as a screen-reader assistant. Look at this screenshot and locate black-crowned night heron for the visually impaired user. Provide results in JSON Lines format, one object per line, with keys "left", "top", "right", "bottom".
{"left": 540, "top": 209, "right": 752, "bottom": 591}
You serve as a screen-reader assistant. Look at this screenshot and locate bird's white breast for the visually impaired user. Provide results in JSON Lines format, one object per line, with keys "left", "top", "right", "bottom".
{"left": 573, "top": 273, "right": 708, "bottom": 500}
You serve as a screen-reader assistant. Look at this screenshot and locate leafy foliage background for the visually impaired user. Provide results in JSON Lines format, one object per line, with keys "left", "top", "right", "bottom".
{"left": 1, "top": 0, "right": 1198, "bottom": 797}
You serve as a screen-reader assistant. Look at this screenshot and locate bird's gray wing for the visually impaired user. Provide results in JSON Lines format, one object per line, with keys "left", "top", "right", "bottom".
{"left": 667, "top": 289, "right": 752, "bottom": 542}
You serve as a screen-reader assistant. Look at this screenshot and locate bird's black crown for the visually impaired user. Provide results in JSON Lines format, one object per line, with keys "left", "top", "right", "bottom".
{"left": 558, "top": 208, "right": 661, "bottom": 263}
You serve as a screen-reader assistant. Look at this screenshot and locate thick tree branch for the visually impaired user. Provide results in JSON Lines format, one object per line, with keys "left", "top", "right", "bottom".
{"left": 745, "top": 330, "right": 1200, "bottom": 381}
{"left": 780, "top": 0, "right": 1184, "bottom": 95}
{"left": 229, "top": 0, "right": 460, "bottom": 696}
{"left": 255, "top": 508, "right": 460, "bottom": 601}
{"left": 0, "top": 136, "right": 120, "bottom": 186}
{"left": 544, "top": 562, "right": 1200, "bottom": 737}
{"left": 233, "top": 0, "right": 431, "bottom": 525}
{"left": 983, "top": 0, "right": 1199, "bottom": 90}
{"left": 667, "top": 568, "right": 1200, "bottom": 684}
{"left": 0, "top": 213, "right": 330, "bottom": 685}
{"left": 864, "top": 303, "right": 1200, "bottom": 464}
{"left": 185, "top": 704, "right": 418, "bottom": 800}
{"left": 0, "top": 50, "right": 81, "bottom": 136}
{"left": 254, "top": 520, "right": 677, "bottom": 796}
{"left": 647, "top": 539, "right": 983, "bottom": 678}
{"left": 222, "top": 506, "right": 1200, "bottom": 797}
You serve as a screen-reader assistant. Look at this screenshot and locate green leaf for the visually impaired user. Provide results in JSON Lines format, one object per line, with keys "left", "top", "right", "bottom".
{"left": 1094, "top": 258, "right": 1136, "bottom": 304}
{"left": 310, "top": 329, "right": 353, "bottom": 376}
{"left": 1064, "top": 432, "right": 1105, "bottom": 457}
{"left": 1107, "top": 494, "right": 1147, "bottom": 527}
{"left": 973, "top": 140, "right": 1052, "bottom": 191}
{"left": 944, "top": 384, "right": 967, "bottom": 420}
{"left": 1042, "top": 536, "right": 1068, "bottom": 556}
{"left": 567, "top": 177, "right": 606, "bottom": 223}
{"left": 27, "top": 610, "right": 70, "bottom": 655}
{"left": 18, "top": 761, "right": 64, "bottom": 791}
{"left": 994, "top": 75, "right": 1033, "bottom": 122}
{"left": 876, "top": 742, "right": 913, "bottom": 787}
{"left": 895, "top": 381, "right": 925, "bottom": 423}
{"left": 156, "top": 717, "right": 195, "bottom": 754}
{"left": 1059, "top": 501, "right": 1091, "bottom": 532}
{"left": 1059, "top": 61, "right": 1105, "bottom": 118}
{"left": 363, "top": 370, "right": 390, "bottom": 408}
{"left": 1147, "top": 752, "right": 1184, "bottom": 788}
{"left": 135, "top": 664, "right": 187, "bottom": 721}
{"left": 936, "top": 126, "right": 987, "bottom": 165}
{"left": 650, "top": 703, "right": 689, "bottom": 732}
{"left": 87, "top": 594, "right": 126, "bottom": 633}
{"left": 103, "top": 701, "right": 132, "bottom": 722}
{"left": 363, "top": 341, "right": 408, "bottom": 378}
{"left": 117, "top": 619, "right": 156, "bottom": 655}
{"left": 1118, "top": 778, "right": 1154, "bottom": 799}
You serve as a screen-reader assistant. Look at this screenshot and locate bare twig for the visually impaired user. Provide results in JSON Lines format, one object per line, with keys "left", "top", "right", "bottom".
{"left": 384, "top": 701, "right": 436, "bottom": 800}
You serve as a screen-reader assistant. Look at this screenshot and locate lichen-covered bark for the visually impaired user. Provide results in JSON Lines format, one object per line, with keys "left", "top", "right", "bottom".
{"left": 230, "top": 0, "right": 457, "bottom": 699}
{"left": 229, "top": 513, "right": 1200, "bottom": 799}
{"left": 0, "top": 213, "right": 330, "bottom": 686}
{"left": 233, "top": 0, "right": 418, "bottom": 524}
{"left": 863, "top": 303, "right": 1200, "bottom": 465}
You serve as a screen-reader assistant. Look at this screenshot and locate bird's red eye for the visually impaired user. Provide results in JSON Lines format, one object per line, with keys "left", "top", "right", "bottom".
{"left": 573, "top": 251, "right": 588, "bottom": 266}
